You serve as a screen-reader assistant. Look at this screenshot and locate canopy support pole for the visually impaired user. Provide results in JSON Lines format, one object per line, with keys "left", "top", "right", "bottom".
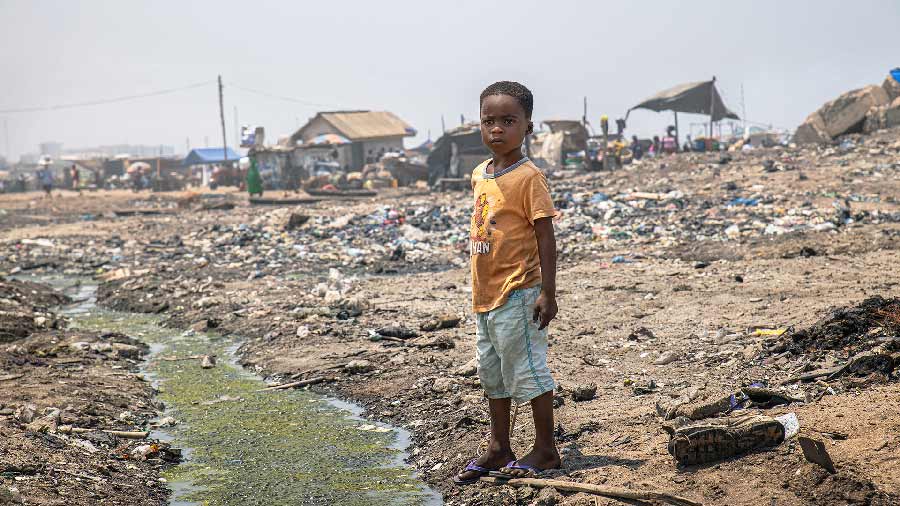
{"left": 708, "top": 76, "right": 716, "bottom": 143}
{"left": 674, "top": 111, "right": 680, "bottom": 152}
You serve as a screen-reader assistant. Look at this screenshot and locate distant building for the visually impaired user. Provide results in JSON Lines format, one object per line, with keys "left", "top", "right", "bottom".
{"left": 62, "top": 144, "right": 176, "bottom": 159}
{"left": 39, "top": 141, "right": 63, "bottom": 159}
{"left": 288, "top": 111, "right": 416, "bottom": 171}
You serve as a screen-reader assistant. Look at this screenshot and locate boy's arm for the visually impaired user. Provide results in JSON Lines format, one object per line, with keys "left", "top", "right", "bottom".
{"left": 532, "top": 216, "right": 558, "bottom": 330}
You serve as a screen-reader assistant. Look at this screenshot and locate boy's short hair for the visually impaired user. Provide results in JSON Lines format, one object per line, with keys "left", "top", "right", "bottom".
{"left": 480, "top": 81, "right": 533, "bottom": 119}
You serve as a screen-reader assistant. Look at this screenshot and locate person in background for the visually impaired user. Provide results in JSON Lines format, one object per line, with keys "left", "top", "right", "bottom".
{"left": 662, "top": 127, "right": 677, "bottom": 154}
{"left": 246, "top": 157, "right": 263, "bottom": 197}
{"left": 630, "top": 135, "right": 643, "bottom": 160}
{"left": 70, "top": 164, "right": 81, "bottom": 194}
{"left": 39, "top": 168, "right": 53, "bottom": 198}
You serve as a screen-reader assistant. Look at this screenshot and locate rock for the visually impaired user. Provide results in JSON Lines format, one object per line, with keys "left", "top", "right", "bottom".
{"left": 654, "top": 350, "right": 680, "bottom": 365}
{"left": 864, "top": 97, "right": 900, "bottom": 133}
{"left": 284, "top": 212, "right": 310, "bottom": 230}
{"left": 14, "top": 404, "right": 36, "bottom": 424}
{"left": 296, "top": 325, "right": 310, "bottom": 338}
{"left": 431, "top": 377, "right": 454, "bottom": 393}
{"left": 199, "top": 355, "right": 217, "bottom": 369}
{"left": 112, "top": 342, "right": 142, "bottom": 359}
{"left": 0, "top": 487, "right": 23, "bottom": 505}
{"left": 345, "top": 359, "right": 374, "bottom": 374}
{"left": 794, "top": 112, "right": 831, "bottom": 145}
{"left": 533, "top": 486, "right": 563, "bottom": 506}
{"left": 154, "top": 416, "right": 178, "bottom": 427}
{"left": 375, "top": 326, "right": 419, "bottom": 340}
{"left": 25, "top": 408, "right": 60, "bottom": 433}
{"left": 420, "top": 314, "right": 462, "bottom": 332}
{"left": 455, "top": 357, "right": 478, "bottom": 377}
{"left": 571, "top": 383, "right": 597, "bottom": 402}
{"left": 517, "top": 485, "right": 536, "bottom": 501}
{"left": 193, "top": 296, "right": 219, "bottom": 309}
{"left": 69, "top": 341, "right": 91, "bottom": 352}
{"left": 883, "top": 74, "right": 900, "bottom": 102}
{"left": 796, "top": 85, "right": 890, "bottom": 143}
{"left": 190, "top": 319, "right": 220, "bottom": 332}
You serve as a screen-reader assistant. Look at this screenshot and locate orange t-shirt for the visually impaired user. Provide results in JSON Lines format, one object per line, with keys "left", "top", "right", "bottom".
{"left": 470, "top": 157, "right": 556, "bottom": 313}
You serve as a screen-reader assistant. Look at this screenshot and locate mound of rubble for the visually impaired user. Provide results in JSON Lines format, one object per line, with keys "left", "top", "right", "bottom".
{"left": 0, "top": 277, "right": 68, "bottom": 342}
{"left": 769, "top": 297, "right": 900, "bottom": 386}
{"left": 795, "top": 71, "right": 900, "bottom": 144}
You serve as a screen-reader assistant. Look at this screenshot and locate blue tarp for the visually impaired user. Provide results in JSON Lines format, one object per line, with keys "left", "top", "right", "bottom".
{"left": 183, "top": 147, "right": 242, "bottom": 166}
{"left": 891, "top": 68, "right": 900, "bottom": 84}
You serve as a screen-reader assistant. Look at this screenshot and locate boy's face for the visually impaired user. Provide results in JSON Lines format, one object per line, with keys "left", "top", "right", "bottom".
{"left": 480, "top": 94, "right": 532, "bottom": 157}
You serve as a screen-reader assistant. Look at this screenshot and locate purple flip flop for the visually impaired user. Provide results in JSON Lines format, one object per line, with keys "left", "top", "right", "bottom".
{"left": 452, "top": 459, "right": 497, "bottom": 486}
{"left": 488, "top": 460, "right": 545, "bottom": 479}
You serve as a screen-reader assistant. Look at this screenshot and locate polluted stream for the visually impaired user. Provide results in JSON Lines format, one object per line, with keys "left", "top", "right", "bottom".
{"left": 52, "top": 278, "right": 442, "bottom": 506}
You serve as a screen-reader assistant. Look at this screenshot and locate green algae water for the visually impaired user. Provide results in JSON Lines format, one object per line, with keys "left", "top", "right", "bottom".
{"left": 56, "top": 281, "right": 442, "bottom": 506}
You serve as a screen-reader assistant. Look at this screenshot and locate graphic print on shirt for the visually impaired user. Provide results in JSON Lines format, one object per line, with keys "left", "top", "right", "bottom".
{"left": 470, "top": 192, "right": 493, "bottom": 255}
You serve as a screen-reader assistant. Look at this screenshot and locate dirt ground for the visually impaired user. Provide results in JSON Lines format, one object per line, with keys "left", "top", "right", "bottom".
{"left": 0, "top": 278, "right": 171, "bottom": 506}
{"left": 2, "top": 131, "right": 900, "bottom": 506}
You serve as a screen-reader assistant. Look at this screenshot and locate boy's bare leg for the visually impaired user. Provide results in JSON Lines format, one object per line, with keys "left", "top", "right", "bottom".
{"left": 500, "top": 391, "right": 560, "bottom": 476}
{"left": 455, "top": 397, "right": 516, "bottom": 481}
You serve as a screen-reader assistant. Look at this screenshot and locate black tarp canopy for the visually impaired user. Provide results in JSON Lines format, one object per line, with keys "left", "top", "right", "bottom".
{"left": 628, "top": 79, "right": 739, "bottom": 122}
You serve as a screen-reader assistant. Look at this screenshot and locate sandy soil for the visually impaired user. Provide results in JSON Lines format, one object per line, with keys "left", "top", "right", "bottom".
{"left": 3, "top": 130, "right": 900, "bottom": 505}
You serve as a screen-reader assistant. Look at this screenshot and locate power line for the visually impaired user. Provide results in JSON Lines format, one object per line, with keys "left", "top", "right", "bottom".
{"left": 228, "top": 83, "right": 344, "bottom": 109}
{"left": 0, "top": 80, "right": 215, "bottom": 114}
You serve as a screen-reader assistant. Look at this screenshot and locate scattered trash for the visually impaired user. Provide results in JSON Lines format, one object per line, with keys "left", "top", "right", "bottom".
{"left": 571, "top": 383, "right": 597, "bottom": 402}
{"left": 665, "top": 412, "right": 786, "bottom": 465}
{"left": 654, "top": 351, "right": 680, "bottom": 366}
{"left": 345, "top": 359, "right": 375, "bottom": 374}
{"left": 375, "top": 325, "right": 419, "bottom": 339}
{"left": 420, "top": 314, "right": 461, "bottom": 332}
{"left": 799, "top": 436, "right": 836, "bottom": 473}
{"left": 775, "top": 412, "right": 800, "bottom": 439}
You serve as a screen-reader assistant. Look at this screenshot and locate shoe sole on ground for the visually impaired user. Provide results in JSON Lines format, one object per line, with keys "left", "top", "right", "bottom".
{"left": 668, "top": 417, "right": 785, "bottom": 465}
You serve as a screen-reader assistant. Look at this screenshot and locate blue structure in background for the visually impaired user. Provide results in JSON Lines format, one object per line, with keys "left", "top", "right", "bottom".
{"left": 891, "top": 68, "right": 900, "bottom": 84}
{"left": 183, "top": 147, "right": 242, "bottom": 166}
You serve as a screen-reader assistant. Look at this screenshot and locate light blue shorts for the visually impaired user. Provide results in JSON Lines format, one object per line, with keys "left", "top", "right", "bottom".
{"left": 475, "top": 285, "right": 555, "bottom": 405}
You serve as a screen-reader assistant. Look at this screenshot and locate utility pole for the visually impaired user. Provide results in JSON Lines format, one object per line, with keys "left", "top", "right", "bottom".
{"left": 3, "top": 118, "right": 8, "bottom": 161}
{"left": 441, "top": 115, "right": 446, "bottom": 134}
{"left": 186, "top": 137, "right": 190, "bottom": 153}
{"left": 218, "top": 75, "right": 228, "bottom": 164}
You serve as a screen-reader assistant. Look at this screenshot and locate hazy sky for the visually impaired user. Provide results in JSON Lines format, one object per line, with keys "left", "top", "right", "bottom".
{"left": 1, "top": 0, "right": 898, "bottom": 160}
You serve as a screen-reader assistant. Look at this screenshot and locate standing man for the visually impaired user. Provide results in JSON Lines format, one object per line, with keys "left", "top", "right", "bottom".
{"left": 70, "top": 164, "right": 81, "bottom": 194}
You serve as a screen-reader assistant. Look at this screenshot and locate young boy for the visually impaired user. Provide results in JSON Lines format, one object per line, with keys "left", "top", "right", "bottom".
{"left": 454, "top": 81, "right": 560, "bottom": 485}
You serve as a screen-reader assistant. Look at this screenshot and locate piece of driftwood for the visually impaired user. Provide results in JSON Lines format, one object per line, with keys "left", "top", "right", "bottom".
{"left": 781, "top": 365, "right": 845, "bottom": 384}
{"left": 257, "top": 376, "right": 326, "bottom": 392}
{"left": 159, "top": 355, "right": 203, "bottom": 362}
{"left": 57, "top": 425, "right": 149, "bottom": 439}
{"left": 479, "top": 476, "right": 702, "bottom": 506}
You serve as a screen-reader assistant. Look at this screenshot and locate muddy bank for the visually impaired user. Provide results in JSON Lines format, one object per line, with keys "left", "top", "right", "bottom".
{"left": 95, "top": 257, "right": 900, "bottom": 506}
{"left": 0, "top": 278, "right": 170, "bottom": 506}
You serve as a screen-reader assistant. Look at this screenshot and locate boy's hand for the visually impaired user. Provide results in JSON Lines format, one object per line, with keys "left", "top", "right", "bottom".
{"left": 532, "top": 292, "right": 558, "bottom": 330}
